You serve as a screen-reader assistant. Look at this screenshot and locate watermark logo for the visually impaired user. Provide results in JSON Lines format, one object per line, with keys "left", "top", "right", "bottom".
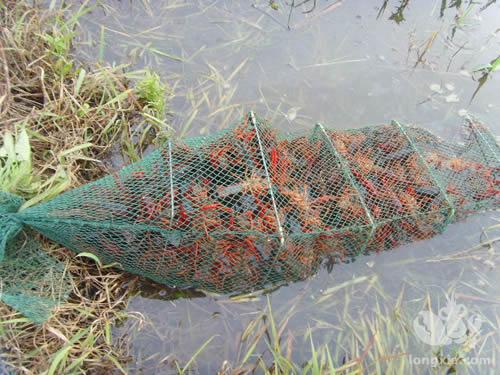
{"left": 412, "top": 293, "right": 483, "bottom": 347}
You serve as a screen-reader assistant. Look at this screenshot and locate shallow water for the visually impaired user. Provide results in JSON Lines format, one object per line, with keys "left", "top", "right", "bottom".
{"left": 75, "top": 1, "right": 499, "bottom": 373}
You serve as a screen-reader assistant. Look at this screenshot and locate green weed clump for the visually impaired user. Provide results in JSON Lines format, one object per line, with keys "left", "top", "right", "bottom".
{"left": 137, "top": 69, "right": 168, "bottom": 120}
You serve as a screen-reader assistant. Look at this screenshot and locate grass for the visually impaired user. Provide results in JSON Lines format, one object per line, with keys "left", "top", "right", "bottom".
{"left": 0, "top": 127, "right": 70, "bottom": 208}
{"left": 1, "top": 0, "right": 171, "bottom": 183}
{"left": 167, "top": 258, "right": 497, "bottom": 374}
{"left": 1, "top": 246, "right": 133, "bottom": 373}
{"left": 470, "top": 55, "right": 500, "bottom": 103}
{"left": 0, "top": 0, "right": 169, "bottom": 373}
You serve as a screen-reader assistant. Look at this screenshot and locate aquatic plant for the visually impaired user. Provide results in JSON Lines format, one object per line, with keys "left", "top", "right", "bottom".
{"left": 136, "top": 69, "right": 168, "bottom": 121}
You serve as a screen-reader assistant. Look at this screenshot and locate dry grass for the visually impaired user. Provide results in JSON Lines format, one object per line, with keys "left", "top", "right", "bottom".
{"left": 0, "top": 0, "right": 167, "bottom": 373}
{"left": 1, "top": 244, "right": 135, "bottom": 374}
{"left": 0, "top": 0, "right": 168, "bottom": 185}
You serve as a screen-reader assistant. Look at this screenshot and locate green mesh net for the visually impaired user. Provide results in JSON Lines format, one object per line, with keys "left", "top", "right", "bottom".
{"left": 1, "top": 112, "right": 498, "bottom": 321}
{"left": 0, "top": 192, "right": 71, "bottom": 323}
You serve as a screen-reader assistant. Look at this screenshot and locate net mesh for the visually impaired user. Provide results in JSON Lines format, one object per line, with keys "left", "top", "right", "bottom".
{"left": 1, "top": 113, "right": 498, "bottom": 321}
{"left": 0, "top": 193, "right": 71, "bottom": 323}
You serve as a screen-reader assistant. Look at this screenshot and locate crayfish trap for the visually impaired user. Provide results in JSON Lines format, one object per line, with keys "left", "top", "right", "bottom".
{"left": 1, "top": 112, "right": 498, "bottom": 322}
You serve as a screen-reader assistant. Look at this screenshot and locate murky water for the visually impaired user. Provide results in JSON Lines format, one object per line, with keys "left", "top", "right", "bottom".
{"left": 75, "top": 1, "right": 499, "bottom": 373}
